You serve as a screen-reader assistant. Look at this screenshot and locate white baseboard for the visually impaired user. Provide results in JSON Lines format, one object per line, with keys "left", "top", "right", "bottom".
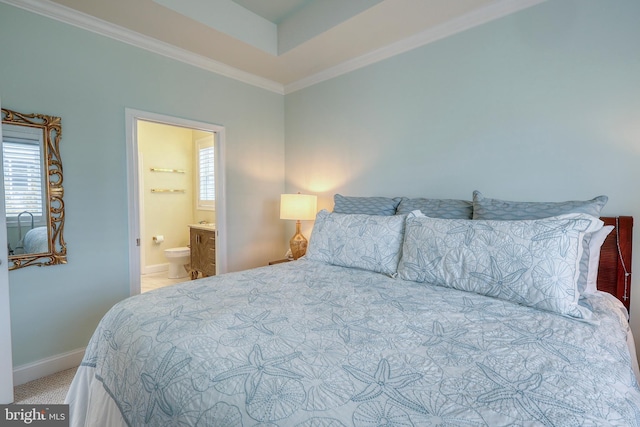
{"left": 13, "top": 347, "right": 85, "bottom": 386}
{"left": 143, "top": 263, "right": 169, "bottom": 275}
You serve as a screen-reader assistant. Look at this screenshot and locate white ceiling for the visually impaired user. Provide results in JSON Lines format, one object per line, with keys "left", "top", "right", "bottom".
{"left": 2, "top": 0, "right": 546, "bottom": 93}
{"left": 232, "top": 0, "right": 313, "bottom": 24}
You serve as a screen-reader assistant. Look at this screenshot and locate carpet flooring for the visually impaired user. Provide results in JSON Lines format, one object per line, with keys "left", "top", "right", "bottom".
{"left": 13, "top": 367, "right": 77, "bottom": 404}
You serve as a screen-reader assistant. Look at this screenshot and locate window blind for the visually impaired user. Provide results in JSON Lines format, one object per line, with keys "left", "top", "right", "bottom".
{"left": 2, "top": 140, "right": 44, "bottom": 218}
{"left": 198, "top": 145, "right": 215, "bottom": 209}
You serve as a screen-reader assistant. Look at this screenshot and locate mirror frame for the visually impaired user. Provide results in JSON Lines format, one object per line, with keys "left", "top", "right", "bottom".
{"left": 1, "top": 108, "right": 67, "bottom": 270}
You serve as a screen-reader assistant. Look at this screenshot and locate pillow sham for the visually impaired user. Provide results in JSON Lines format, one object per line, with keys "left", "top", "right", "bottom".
{"left": 472, "top": 191, "right": 608, "bottom": 220}
{"left": 397, "top": 213, "right": 603, "bottom": 318}
{"left": 584, "top": 225, "right": 614, "bottom": 294}
{"left": 396, "top": 197, "right": 473, "bottom": 219}
{"left": 306, "top": 209, "right": 406, "bottom": 275}
{"left": 472, "top": 191, "right": 608, "bottom": 295}
{"left": 333, "top": 194, "right": 401, "bottom": 216}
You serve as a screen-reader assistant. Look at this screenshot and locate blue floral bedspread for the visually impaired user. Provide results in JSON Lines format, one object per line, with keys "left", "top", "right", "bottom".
{"left": 80, "top": 260, "right": 640, "bottom": 426}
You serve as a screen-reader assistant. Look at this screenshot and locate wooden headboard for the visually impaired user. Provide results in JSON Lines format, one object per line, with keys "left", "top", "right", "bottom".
{"left": 597, "top": 216, "right": 633, "bottom": 311}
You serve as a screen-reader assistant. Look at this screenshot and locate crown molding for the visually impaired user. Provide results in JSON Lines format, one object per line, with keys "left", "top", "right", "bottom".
{"left": 2, "top": 0, "right": 546, "bottom": 96}
{"left": 283, "top": 0, "right": 547, "bottom": 94}
{"left": 0, "top": 0, "right": 285, "bottom": 94}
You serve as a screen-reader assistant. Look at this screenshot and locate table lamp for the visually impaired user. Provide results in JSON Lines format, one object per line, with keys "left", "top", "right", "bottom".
{"left": 280, "top": 193, "right": 318, "bottom": 260}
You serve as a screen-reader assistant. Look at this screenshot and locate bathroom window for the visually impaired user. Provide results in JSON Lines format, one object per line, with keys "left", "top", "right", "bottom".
{"left": 2, "top": 124, "right": 45, "bottom": 222}
{"left": 196, "top": 137, "right": 215, "bottom": 210}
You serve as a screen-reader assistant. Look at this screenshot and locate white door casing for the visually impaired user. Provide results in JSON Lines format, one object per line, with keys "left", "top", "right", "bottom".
{"left": 0, "top": 98, "right": 15, "bottom": 403}
{"left": 125, "top": 108, "right": 227, "bottom": 295}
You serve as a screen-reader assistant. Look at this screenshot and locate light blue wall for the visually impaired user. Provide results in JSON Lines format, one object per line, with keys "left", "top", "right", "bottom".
{"left": 2, "top": 0, "right": 639, "bottom": 368}
{"left": 0, "top": 3, "right": 285, "bottom": 366}
{"left": 285, "top": 0, "right": 640, "bottom": 333}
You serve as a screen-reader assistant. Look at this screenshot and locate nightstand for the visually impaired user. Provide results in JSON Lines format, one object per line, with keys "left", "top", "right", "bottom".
{"left": 268, "top": 258, "right": 292, "bottom": 265}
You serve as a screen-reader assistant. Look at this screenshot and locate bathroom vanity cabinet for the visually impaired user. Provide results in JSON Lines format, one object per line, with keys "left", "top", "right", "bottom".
{"left": 189, "top": 225, "right": 216, "bottom": 279}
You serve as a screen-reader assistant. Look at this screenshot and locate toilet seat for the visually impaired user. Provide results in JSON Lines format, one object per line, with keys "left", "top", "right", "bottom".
{"left": 165, "top": 247, "right": 190, "bottom": 257}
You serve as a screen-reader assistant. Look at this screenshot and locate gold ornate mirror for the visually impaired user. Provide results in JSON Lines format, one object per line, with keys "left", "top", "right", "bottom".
{"left": 1, "top": 108, "right": 66, "bottom": 270}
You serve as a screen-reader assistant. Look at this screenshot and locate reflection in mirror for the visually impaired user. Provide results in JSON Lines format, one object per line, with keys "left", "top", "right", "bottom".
{"left": 1, "top": 108, "right": 66, "bottom": 270}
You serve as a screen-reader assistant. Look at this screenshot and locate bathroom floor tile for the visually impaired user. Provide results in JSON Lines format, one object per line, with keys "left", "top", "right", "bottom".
{"left": 141, "top": 271, "right": 190, "bottom": 293}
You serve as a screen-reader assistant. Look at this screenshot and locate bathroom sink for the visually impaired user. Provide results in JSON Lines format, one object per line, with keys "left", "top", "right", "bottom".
{"left": 189, "top": 223, "right": 216, "bottom": 231}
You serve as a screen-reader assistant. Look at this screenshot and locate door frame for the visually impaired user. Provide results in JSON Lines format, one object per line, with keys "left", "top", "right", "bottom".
{"left": 0, "top": 97, "right": 15, "bottom": 403}
{"left": 125, "top": 109, "right": 227, "bottom": 295}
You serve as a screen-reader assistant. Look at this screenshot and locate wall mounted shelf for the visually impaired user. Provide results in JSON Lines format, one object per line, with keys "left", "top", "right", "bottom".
{"left": 151, "top": 189, "right": 185, "bottom": 193}
{"left": 150, "top": 167, "right": 185, "bottom": 173}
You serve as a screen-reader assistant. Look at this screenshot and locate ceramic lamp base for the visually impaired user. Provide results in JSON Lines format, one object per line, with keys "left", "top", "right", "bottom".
{"left": 289, "top": 221, "right": 308, "bottom": 260}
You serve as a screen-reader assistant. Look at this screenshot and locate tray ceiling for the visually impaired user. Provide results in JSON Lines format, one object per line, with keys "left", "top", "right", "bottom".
{"left": 2, "top": 0, "right": 546, "bottom": 93}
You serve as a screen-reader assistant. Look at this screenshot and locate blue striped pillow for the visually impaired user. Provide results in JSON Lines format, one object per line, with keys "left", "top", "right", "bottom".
{"left": 472, "top": 191, "right": 608, "bottom": 220}
{"left": 333, "top": 194, "right": 400, "bottom": 216}
{"left": 396, "top": 197, "right": 472, "bottom": 218}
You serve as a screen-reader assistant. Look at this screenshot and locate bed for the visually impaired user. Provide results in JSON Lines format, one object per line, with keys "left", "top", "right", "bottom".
{"left": 22, "top": 226, "right": 49, "bottom": 254}
{"left": 66, "top": 193, "right": 640, "bottom": 426}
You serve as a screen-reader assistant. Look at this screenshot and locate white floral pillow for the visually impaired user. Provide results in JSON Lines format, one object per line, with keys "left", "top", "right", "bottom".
{"left": 397, "top": 212, "right": 603, "bottom": 318}
{"left": 306, "top": 210, "right": 406, "bottom": 275}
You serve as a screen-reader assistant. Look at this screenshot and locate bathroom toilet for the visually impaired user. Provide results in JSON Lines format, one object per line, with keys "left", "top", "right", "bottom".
{"left": 164, "top": 247, "right": 190, "bottom": 279}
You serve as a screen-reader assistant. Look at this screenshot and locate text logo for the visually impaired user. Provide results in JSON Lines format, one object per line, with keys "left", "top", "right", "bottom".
{"left": 0, "top": 405, "right": 68, "bottom": 427}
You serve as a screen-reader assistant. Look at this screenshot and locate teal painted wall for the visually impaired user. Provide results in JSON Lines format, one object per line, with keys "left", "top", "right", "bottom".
{"left": 285, "top": 0, "right": 640, "bottom": 335}
{"left": 0, "top": 4, "right": 285, "bottom": 366}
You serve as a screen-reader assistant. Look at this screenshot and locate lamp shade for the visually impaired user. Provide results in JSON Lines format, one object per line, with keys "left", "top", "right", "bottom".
{"left": 280, "top": 194, "right": 317, "bottom": 221}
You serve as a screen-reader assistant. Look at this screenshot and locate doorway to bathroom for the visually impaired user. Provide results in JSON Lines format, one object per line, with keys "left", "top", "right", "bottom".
{"left": 125, "top": 109, "right": 227, "bottom": 295}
